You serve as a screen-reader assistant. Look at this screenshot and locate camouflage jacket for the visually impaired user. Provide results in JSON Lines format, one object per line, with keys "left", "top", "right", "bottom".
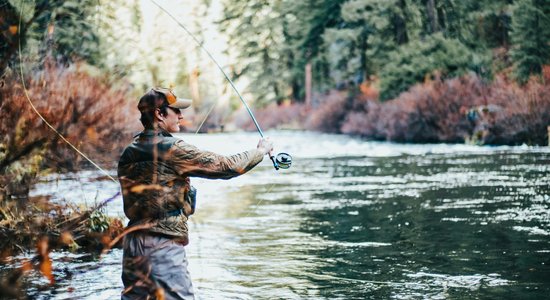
{"left": 118, "top": 129, "right": 264, "bottom": 245}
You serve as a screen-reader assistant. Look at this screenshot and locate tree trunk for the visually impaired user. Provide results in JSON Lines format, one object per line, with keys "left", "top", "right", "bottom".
{"left": 395, "top": 0, "right": 410, "bottom": 44}
{"left": 426, "top": 0, "right": 439, "bottom": 33}
{"left": 189, "top": 67, "right": 201, "bottom": 113}
{"left": 305, "top": 63, "right": 312, "bottom": 108}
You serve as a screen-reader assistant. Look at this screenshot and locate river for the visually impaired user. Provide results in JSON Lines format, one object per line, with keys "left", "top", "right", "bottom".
{"left": 9, "top": 131, "right": 550, "bottom": 299}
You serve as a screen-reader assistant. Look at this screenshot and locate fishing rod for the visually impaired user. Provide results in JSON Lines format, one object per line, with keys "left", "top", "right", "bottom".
{"left": 150, "top": 0, "right": 292, "bottom": 171}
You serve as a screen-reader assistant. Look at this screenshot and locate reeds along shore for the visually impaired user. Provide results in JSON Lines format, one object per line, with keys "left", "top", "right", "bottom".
{"left": 240, "top": 69, "right": 550, "bottom": 146}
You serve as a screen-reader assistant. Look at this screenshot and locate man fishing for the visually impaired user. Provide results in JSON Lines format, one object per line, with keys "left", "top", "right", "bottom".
{"left": 117, "top": 87, "right": 273, "bottom": 299}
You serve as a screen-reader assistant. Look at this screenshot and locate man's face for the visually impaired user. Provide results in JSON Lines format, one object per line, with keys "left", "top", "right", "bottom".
{"left": 161, "top": 107, "right": 183, "bottom": 132}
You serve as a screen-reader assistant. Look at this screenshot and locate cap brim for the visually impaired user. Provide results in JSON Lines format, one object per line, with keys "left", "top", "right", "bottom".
{"left": 168, "top": 97, "right": 192, "bottom": 109}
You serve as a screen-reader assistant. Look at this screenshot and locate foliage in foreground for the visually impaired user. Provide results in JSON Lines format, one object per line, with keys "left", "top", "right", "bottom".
{"left": 0, "top": 194, "right": 124, "bottom": 299}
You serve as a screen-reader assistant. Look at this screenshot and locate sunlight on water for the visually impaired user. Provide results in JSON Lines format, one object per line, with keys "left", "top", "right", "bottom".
{"left": 20, "top": 131, "right": 550, "bottom": 299}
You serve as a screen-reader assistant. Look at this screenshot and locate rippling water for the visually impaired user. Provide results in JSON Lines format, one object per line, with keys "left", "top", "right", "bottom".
{"left": 8, "top": 131, "right": 550, "bottom": 299}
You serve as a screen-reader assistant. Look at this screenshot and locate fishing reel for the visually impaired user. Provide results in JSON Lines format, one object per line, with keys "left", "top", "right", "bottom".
{"left": 270, "top": 152, "right": 292, "bottom": 170}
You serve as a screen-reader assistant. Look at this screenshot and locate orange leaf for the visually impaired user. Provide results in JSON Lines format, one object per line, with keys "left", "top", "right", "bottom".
{"left": 130, "top": 184, "right": 164, "bottom": 194}
{"left": 40, "top": 257, "right": 55, "bottom": 285}
{"left": 86, "top": 127, "right": 98, "bottom": 142}
{"left": 37, "top": 238, "right": 55, "bottom": 285}
{"left": 60, "top": 231, "right": 74, "bottom": 246}
{"left": 9, "top": 25, "right": 17, "bottom": 35}
{"left": 101, "top": 234, "right": 112, "bottom": 246}
{"left": 155, "top": 287, "right": 165, "bottom": 300}
{"left": 21, "top": 260, "right": 32, "bottom": 272}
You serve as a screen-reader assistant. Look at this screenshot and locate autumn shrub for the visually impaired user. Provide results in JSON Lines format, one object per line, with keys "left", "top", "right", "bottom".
{"left": 206, "top": 69, "right": 548, "bottom": 146}
{"left": 304, "top": 90, "right": 351, "bottom": 133}
{"left": 483, "top": 73, "right": 550, "bottom": 145}
{"left": 380, "top": 75, "right": 487, "bottom": 143}
{"left": 338, "top": 72, "right": 550, "bottom": 145}
{"left": 341, "top": 99, "right": 380, "bottom": 138}
{"left": 0, "top": 61, "right": 138, "bottom": 200}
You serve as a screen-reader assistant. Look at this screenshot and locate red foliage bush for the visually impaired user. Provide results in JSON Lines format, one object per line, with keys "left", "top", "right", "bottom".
{"left": 339, "top": 73, "right": 550, "bottom": 145}
{"left": 199, "top": 70, "right": 549, "bottom": 146}
{"left": 380, "top": 75, "right": 486, "bottom": 142}
{"left": 0, "top": 62, "right": 137, "bottom": 198}
{"left": 304, "top": 90, "right": 350, "bottom": 133}
{"left": 484, "top": 75, "right": 550, "bottom": 145}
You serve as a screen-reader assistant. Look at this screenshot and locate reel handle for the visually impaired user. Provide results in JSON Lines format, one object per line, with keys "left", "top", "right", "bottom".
{"left": 270, "top": 155, "right": 280, "bottom": 170}
{"left": 269, "top": 152, "right": 292, "bottom": 171}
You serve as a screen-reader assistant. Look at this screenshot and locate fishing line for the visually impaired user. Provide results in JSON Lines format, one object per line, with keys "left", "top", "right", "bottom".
{"left": 149, "top": 0, "right": 295, "bottom": 172}
{"left": 148, "top": 0, "right": 288, "bottom": 215}
{"left": 16, "top": 6, "right": 117, "bottom": 185}
{"left": 194, "top": 101, "right": 217, "bottom": 134}
{"left": 16, "top": 59, "right": 117, "bottom": 184}
{"left": 149, "top": 0, "right": 264, "bottom": 137}
{"left": 15, "top": 0, "right": 124, "bottom": 221}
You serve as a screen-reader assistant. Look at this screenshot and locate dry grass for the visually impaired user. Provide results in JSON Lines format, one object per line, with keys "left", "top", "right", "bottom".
{"left": 0, "top": 193, "right": 124, "bottom": 299}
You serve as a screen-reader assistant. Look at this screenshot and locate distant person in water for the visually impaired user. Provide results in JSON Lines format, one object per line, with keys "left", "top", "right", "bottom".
{"left": 118, "top": 87, "right": 273, "bottom": 299}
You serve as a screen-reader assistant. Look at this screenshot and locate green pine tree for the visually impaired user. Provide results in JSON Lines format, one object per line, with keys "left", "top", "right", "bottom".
{"left": 219, "top": 0, "right": 295, "bottom": 104}
{"left": 511, "top": 0, "right": 550, "bottom": 83}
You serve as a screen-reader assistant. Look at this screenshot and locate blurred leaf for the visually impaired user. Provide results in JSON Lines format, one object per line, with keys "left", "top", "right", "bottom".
{"left": 8, "top": 26, "right": 18, "bottom": 35}
{"left": 37, "top": 238, "right": 55, "bottom": 285}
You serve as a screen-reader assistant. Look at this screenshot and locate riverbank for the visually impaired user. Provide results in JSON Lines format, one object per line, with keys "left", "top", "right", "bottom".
{"left": 0, "top": 193, "right": 124, "bottom": 256}
{"left": 237, "top": 72, "right": 550, "bottom": 146}
{"left": 0, "top": 193, "right": 123, "bottom": 298}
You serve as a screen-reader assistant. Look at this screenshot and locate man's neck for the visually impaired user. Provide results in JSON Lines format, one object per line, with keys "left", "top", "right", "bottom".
{"left": 142, "top": 127, "right": 173, "bottom": 137}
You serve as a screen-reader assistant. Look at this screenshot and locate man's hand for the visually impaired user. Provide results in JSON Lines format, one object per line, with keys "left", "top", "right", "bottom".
{"left": 257, "top": 137, "right": 274, "bottom": 155}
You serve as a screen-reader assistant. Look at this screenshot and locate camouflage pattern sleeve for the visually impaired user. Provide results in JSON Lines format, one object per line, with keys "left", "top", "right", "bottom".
{"left": 170, "top": 140, "right": 264, "bottom": 179}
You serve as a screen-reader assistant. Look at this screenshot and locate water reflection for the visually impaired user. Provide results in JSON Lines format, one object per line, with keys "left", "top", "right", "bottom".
{"left": 10, "top": 131, "right": 550, "bottom": 298}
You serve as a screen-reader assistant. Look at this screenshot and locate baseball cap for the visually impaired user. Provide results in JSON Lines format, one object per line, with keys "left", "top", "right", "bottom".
{"left": 138, "top": 87, "right": 192, "bottom": 112}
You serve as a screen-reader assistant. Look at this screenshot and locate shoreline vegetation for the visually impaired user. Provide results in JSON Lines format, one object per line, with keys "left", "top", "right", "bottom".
{"left": 237, "top": 69, "right": 550, "bottom": 146}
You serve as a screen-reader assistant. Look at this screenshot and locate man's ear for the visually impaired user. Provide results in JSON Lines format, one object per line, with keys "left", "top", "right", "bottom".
{"left": 154, "top": 108, "right": 164, "bottom": 122}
